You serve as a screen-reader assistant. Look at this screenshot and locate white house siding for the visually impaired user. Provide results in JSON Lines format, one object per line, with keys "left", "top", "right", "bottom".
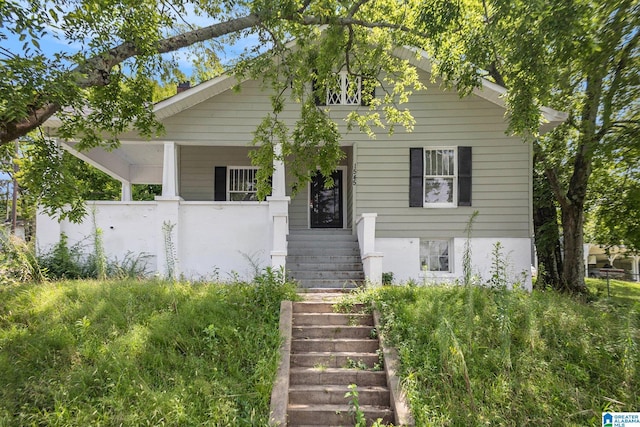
{"left": 376, "top": 237, "right": 533, "bottom": 290}
{"left": 36, "top": 201, "right": 272, "bottom": 280}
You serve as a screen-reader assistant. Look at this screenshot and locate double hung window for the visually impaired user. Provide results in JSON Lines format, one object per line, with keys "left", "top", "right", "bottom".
{"left": 420, "top": 239, "right": 450, "bottom": 272}
{"left": 409, "top": 146, "right": 472, "bottom": 208}
{"left": 423, "top": 148, "right": 456, "bottom": 207}
{"left": 228, "top": 167, "right": 258, "bottom": 201}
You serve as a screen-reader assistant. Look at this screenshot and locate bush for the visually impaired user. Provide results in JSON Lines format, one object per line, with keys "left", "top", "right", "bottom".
{"left": 0, "top": 229, "right": 44, "bottom": 285}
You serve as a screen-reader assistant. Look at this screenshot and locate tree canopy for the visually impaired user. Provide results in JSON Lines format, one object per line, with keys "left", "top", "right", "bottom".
{"left": 1, "top": 0, "right": 638, "bottom": 292}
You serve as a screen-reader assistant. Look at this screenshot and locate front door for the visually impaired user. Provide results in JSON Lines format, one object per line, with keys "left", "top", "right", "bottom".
{"left": 310, "top": 170, "right": 344, "bottom": 228}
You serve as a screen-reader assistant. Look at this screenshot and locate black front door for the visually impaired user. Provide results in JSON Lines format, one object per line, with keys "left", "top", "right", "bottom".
{"left": 310, "top": 170, "right": 343, "bottom": 228}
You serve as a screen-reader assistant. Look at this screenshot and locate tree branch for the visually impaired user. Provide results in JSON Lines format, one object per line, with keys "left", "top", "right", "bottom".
{"left": 1, "top": 14, "right": 261, "bottom": 145}
{"left": 0, "top": 10, "right": 423, "bottom": 146}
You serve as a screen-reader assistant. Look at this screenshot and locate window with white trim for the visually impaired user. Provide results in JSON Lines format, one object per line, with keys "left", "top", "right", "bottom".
{"left": 423, "top": 148, "right": 457, "bottom": 207}
{"left": 420, "top": 239, "right": 450, "bottom": 272}
{"left": 228, "top": 167, "right": 258, "bottom": 201}
{"left": 326, "top": 71, "right": 361, "bottom": 105}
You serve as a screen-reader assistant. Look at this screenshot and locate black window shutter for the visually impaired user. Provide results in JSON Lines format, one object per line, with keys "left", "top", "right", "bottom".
{"left": 458, "top": 146, "right": 472, "bottom": 206}
{"left": 214, "top": 166, "right": 227, "bottom": 201}
{"left": 409, "top": 148, "right": 424, "bottom": 207}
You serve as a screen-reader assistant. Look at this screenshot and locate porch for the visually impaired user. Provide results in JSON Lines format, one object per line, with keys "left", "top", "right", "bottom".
{"left": 37, "top": 141, "right": 382, "bottom": 282}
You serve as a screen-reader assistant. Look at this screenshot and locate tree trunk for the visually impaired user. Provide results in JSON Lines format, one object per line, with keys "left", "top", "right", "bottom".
{"left": 560, "top": 203, "right": 588, "bottom": 293}
{"left": 532, "top": 168, "right": 563, "bottom": 287}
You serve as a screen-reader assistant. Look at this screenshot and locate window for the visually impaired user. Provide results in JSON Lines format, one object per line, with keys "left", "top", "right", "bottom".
{"left": 424, "top": 148, "right": 456, "bottom": 206}
{"left": 409, "top": 146, "right": 472, "bottom": 208}
{"left": 326, "top": 72, "right": 361, "bottom": 105}
{"left": 420, "top": 240, "right": 450, "bottom": 272}
{"left": 314, "top": 71, "right": 374, "bottom": 106}
{"left": 228, "top": 167, "right": 258, "bottom": 201}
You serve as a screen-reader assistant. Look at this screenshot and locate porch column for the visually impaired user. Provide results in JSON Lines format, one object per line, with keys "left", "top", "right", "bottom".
{"left": 356, "top": 213, "right": 383, "bottom": 285}
{"left": 121, "top": 181, "right": 132, "bottom": 201}
{"left": 631, "top": 256, "right": 640, "bottom": 282}
{"left": 161, "top": 141, "right": 178, "bottom": 198}
{"left": 272, "top": 141, "right": 286, "bottom": 197}
{"left": 155, "top": 141, "right": 181, "bottom": 279}
{"left": 268, "top": 142, "right": 290, "bottom": 271}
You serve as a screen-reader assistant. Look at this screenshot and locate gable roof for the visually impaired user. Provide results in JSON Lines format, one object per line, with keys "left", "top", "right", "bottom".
{"left": 153, "top": 45, "right": 567, "bottom": 132}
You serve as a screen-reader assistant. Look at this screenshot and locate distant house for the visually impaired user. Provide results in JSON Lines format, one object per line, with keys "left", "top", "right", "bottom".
{"left": 37, "top": 47, "right": 566, "bottom": 288}
{"left": 585, "top": 244, "right": 640, "bottom": 281}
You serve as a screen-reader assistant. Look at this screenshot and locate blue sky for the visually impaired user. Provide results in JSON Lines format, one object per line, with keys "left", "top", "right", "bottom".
{"left": 1, "top": 3, "right": 261, "bottom": 78}
{"left": 0, "top": 5, "right": 262, "bottom": 181}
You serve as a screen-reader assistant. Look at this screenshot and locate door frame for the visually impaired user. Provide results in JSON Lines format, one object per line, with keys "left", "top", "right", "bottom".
{"left": 307, "top": 166, "right": 348, "bottom": 229}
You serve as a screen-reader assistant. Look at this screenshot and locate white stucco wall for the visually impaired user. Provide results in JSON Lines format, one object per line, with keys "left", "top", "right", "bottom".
{"left": 179, "top": 202, "right": 271, "bottom": 280}
{"left": 37, "top": 202, "right": 159, "bottom": 273}
{"left": 376, "top": 237, "right": 533, "bottom": 290}
{"left": 36, "top": 201, "right": 272, "bottom": 280}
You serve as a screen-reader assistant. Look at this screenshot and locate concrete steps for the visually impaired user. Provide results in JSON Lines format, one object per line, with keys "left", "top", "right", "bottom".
{"left": 286, "top": 298, "right": 394, "bottom": 427}
{"left": 286, "top": 229, "right": 365, "bottom": 289}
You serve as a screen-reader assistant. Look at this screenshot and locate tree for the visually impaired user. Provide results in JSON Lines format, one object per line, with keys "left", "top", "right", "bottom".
{"left": 531, "top": 1, "right": 639, "bottom": 293}
{"left": 2, "top": 0, "right": 637, "bottom": 292}
{"left": 585, "top": 139, "right": 640, "bottom": 254}
{"left": 419, "top": 0, "right": 639, "bottom": 293}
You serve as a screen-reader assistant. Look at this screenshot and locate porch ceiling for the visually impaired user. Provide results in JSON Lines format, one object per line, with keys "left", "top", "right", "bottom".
{"left": 62, "top": 140, "right": 164, "bottom": 184}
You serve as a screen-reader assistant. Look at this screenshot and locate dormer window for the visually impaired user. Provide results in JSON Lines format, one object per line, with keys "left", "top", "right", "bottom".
{"left": 326, "top": 72, "right": 361, "bottom": 105}
{"left": 314, "top": 71, "right": 374, "bottom": 106}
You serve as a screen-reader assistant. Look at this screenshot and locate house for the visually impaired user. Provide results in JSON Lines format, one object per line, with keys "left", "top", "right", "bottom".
{"left": 37, "top": 47, "right": 566, "bottom": 288}
{"left": 584, "top": 244, "right": 640, "bottom": 281}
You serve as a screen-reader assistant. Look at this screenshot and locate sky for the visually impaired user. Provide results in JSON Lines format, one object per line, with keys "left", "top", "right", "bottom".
{"left": 1, "top": 3, "right": 261, "bottom": 78}
{"left": 0, "top": 4, "right": 263, "bottom": 181}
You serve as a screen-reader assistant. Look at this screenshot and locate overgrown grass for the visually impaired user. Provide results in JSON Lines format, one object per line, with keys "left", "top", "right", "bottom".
{"left": 363, "top": 285, "right": 640, "bottom": 426}
{"left": 0, "top": 275, "right": 297, "bottom": 426}
{"left": 587, "top": 277, "right": 640, "bottom": 303}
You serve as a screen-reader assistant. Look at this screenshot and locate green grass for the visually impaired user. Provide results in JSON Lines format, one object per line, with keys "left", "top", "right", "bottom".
{"left": 586, "top": 277, "right": 640, "bottom": 303}
{"left": 0, "top": 276, "right": 297, "bottom": 426}
{"left": 364, "top": 285, "right": 640, "bottom": 426}
{"left": 3, "top": 275, "right": 639, "bottom": 426}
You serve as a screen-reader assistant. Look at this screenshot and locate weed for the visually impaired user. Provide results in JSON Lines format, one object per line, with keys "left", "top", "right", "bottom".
{"left": 0, "top": 229, "right": 44, "bottom": 285}
{"left": 313, "top": 363, "right": 328, "bottom": 371}
{"left": 373, "top": 348, "right": 384, "bottom": 371}
{"left": 463, "top": 210, "right": 479, "bottom": 286}
{"left": 374, "top": 284, "right": 640, "bottom": 425}
{"left": 369, "top": 327, "right": 378, "bottom": 339}
{"left": 345, "top": 358, "right": 370, "bottom": 370}
{"left": 346, "top": 384, "right": 367, "bottom": 426}
{"left": 382, "top": 271, "right": 394, "bottom": 285}
{"left": 162, "top": 221, "right": 177, "bottom": 280}
{"left": 0, "top": 277, "right": 298, "bottom": 425}
{"left": 346, "top": 384, "right": 389, "bottom": 426}
{"left": 90, "top": 209, "right": 107, "bottom": 280}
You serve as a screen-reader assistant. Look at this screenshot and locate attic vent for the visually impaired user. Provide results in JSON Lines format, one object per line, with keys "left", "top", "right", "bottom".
{"left": 177, "top": 81, "right": 191, "bottom": 93}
